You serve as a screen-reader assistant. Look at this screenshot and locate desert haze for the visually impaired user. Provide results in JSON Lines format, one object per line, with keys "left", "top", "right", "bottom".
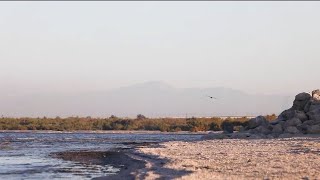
{"left": 0, "top": 81, "right": 292, "bottom": 118}
{"left": 1, "top": 2, "right": 320, "bottom": 180}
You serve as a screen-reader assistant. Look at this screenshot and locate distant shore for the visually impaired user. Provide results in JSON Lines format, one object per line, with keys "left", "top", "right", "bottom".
{"left": 0, "top": 116, "right": 254, "bottom": 133}
{"left": 0, "top": 130, "right": 207, "bottom": 135}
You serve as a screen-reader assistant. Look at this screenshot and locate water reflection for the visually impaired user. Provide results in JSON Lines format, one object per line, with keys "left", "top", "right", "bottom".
{"left": 0, "top": 132, "right": 202, "bottom": 179}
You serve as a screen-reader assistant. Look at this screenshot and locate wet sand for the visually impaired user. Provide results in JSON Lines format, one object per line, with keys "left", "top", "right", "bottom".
{"left": 51, "top": 150, "right": 146, "bottom": 180}
{"left": 51, "top": 136, "right": 320, "bottom": 179}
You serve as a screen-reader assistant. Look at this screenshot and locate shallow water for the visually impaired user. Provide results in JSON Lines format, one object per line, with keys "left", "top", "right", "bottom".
{"left": 0, "top": 132, "right": 202, "bottom": 179}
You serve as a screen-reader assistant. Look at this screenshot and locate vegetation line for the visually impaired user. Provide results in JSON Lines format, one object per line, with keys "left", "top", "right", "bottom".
{"left": 0, "top": 114, "right": 277, "bottom": 132}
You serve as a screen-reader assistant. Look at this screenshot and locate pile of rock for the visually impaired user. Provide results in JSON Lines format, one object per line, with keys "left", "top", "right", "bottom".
{"left": 203, "top": 89, "right": 320, "bottom": 139}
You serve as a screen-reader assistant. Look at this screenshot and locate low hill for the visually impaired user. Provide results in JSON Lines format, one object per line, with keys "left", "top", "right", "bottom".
{"left": 0, "top": 81, "right": 292, "bottom": 117}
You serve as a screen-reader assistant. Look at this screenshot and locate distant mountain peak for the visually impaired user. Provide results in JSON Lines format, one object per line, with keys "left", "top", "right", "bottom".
{"left": 0, "top": 80, "right": 293, "bottom": 117}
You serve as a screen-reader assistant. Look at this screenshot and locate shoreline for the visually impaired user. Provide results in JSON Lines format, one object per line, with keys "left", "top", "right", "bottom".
{"left": 48, "top": 134, "right": 320, "bottom": 179}
{"left": 0, "top": 130, "right": 207, "bottom": 135}
{"left": 136, "top": 136, "right": 320, "bottom": 179}
{"left": 49, "top": 141, "right": 160, "bottom": 180}
{"left": 50, "top": 149, "right": 147, "bottom": 180}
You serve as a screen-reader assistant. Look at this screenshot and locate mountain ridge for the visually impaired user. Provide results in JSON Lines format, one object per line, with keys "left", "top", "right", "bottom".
{"left": 0, "top": 81, "right": 293, "bottom": 118}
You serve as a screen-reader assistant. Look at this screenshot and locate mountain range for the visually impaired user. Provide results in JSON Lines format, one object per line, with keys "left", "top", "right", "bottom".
{"left": 0, "top": 81, "right": 294, "bottom": 118}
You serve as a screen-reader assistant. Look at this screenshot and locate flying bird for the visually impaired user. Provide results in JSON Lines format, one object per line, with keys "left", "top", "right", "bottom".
{"left": 206, "top": 95, "right": 217, "bottom": 100}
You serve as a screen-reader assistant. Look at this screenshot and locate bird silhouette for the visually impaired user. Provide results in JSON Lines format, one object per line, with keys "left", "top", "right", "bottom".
{"left": 206, "top": 95, "right": 217, "bottom": 100}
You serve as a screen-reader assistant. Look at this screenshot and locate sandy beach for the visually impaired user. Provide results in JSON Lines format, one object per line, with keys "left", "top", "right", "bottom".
{"left": 48, "top": 134, "right": 320, "bottom": 179}
{"left": 134, "top": 137, "right": 320, "bottom": 180}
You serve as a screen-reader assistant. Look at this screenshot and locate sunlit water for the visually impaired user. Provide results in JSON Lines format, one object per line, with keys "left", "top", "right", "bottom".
{"left": 0, "top": 132, "right": 202, "bottom": 179}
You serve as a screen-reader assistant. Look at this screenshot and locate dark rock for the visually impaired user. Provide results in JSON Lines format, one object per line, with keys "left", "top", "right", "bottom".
{"left": 247, "top": 116, "right": 268, "bottom": 129}
{"left": 270, "top": 119, "right": 281, "bottom": 125}
{"left": 275, "top": 110, "right": 307, "bottom": 123}
{"left": 304, "top": 101, "right": 311, "bottom": 112}
{"left": 297, "top": 124, "right": 309, "bottom": 134}
{"left": 306, "top": 125, "right": 320, "bottom": 134}
{"left": 278, "top": 108, "right": 295, "bottom": 121}
{"left": 304, "top": 99, "right": 320, "bottom": 112}
{"left": 284, "top": 118, "right": 302, "bottom": 128}
{"left": 295, "top": 92, "right": 312, "bottom": 101}
{"left": 246, "top": 90, "right": 320, "bottom": 138}
{"left": 307, "top": 108, "right": 320, "bottom": 122}
{"left": 302, "top": 120, "right": 317, "bottom": 126}
{"left": 299, "top": 120, "right": 320, "bottom": 134}
{"left": 221, "top": 121, "right": 234, "bottom": 133}
{"left": 271, "top": 124, "right": 283, "bottom": 134}
{"left": 252, "top": 125, "right": 272, "bottom": 135}
{"left": 238, "top": 126, "right": 246, "bottom": 132}
{"left": 309, "top": 104, "right": 320, "bottom": 112}
{"left": 308, "top": 101, "right": 320, "bottom": 112}
{"left": 293, "top": 111, "right": 308, "bottom": 122}
{"left": 293, "top": 93, "right": 311, "bottom": 111}
{"left": 284, "top": 126, "right": 300, "bottom": 134}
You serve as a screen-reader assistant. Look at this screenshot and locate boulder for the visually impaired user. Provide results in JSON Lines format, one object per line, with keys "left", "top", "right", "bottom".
{"left": 284, "top": 118, "right": 302, "bottom": 128}
{"left": 274, "top": 108, "right": 308, "bottom": 125}
{"left": 238, "top": 126, "right": 246, "bottom": 132}
{"left": 297, "top": 124, "right": 308, "bottom": 134}
{"left": 302, "top": 120, "right": 317, "bottom": 126}
{"left": 221, "top": 121, "right": 234, "bottom": 134}
{"left": 307, "top": 108, "right": 320, "bottom": 122}
{"left": 293, "top": 93, "right": 311, "bottom": 111}
{"left": 306, "top": 125, "right": 320, "bottom": 134}
{"left": 277, "top": 108, "right": 295, "bottom": 121}
{"left": 308, "top": 100, "right": 320, "bottom": 112}
{"left": 252, "top": 125, "right": 272, "bottom": 135}
{"left": 312, "top": 89, "right": 320, "bottom": 101}
{"left": 296, "top": 92, "right": 312, "bottom": 101}
{"left": 304, "top": 101, "right": 311, "bottom": 112}
{"left": 247, "top": 116, "right": 268, "bottom": 129}
{"left": 284, "top": 126, "right": 300, "bottom": 134}
{"left": 293, "top": 111, "right": 308, "bottom": 122}
{"left": 304, "top": 99, "right": 320, "bottom": 112}
{"left": 238, "top": 90, "right": 320, "bottom": 138}
{"left": 271, "top": 124, "right": 283, "bottom": 134}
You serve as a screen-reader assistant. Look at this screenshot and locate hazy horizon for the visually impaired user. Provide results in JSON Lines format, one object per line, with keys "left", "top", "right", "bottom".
{"left": 0, "top": 81, "right": 293, "bottom": 118}
{"left": 1, "top": 2, "right": 319, "bottom": 117}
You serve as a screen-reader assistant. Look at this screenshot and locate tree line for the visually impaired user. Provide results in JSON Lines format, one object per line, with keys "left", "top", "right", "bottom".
{"left": 0, "top": 114, "right": 277, "bottom": 132}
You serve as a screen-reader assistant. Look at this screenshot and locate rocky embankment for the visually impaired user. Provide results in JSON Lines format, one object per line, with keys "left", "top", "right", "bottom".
{"left": 203, "top": 89, "right": 320, "bottom": 139}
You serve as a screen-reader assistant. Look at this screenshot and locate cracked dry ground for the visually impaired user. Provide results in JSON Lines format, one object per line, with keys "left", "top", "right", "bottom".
{"left": 138, "top": 138, "right": 320, "bottom": 180}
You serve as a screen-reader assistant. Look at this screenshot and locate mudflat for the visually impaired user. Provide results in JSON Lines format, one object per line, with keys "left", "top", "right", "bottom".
{"left": 136, "top": 137, "right": 320, "bottom": 179}
{"left": 51, "top": 151, "right": 146, "bottom": 180}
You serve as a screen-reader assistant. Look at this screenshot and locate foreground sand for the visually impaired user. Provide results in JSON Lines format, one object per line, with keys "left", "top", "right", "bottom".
{"left": 135, "top": 137, "right": 320, "bottom": 179}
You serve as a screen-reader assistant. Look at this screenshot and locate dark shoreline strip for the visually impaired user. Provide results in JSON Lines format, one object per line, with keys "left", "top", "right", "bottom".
{"left": 50, "top": 150, "right": 146, "bottom": 180}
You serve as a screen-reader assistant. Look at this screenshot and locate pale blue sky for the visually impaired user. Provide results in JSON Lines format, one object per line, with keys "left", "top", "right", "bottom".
{"left": 1, "top": 2, "right": 319, "bottom": 95}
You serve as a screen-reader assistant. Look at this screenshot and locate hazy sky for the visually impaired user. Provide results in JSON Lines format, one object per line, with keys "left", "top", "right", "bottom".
{"left": 1, "top": 2, "right": 319, "bottom": 95}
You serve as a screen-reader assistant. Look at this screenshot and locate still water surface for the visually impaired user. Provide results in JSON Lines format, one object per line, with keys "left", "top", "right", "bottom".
{"left": 0, "top": 132, "right": 202, "bottom": 179}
